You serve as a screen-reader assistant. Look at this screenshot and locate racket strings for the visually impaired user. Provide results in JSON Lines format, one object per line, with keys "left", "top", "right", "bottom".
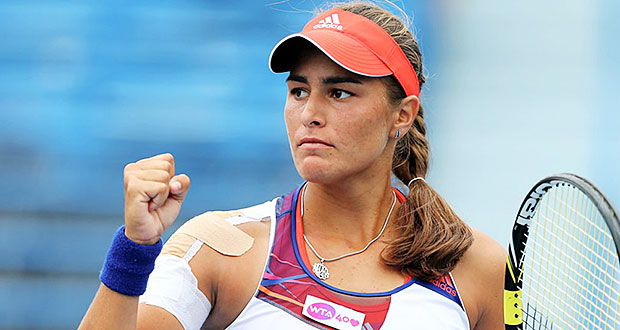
{"left": 523, "top": 241, "right": 616, "bottom": 326}
{"left": 550, "top": 191, "right": 618, "bottom": 259}
{"left": 523, "top": 302, "right": 554, "bottom": 329}
{"left": 520, "top": 184, "right": 620, "bottom": 330}
{"left": 538, "top": 187, "right": 619, "bottom": 329}
{"left": 522, "top": 254, "right": 599, "bottom": 328}
{"left": 522, "top": 188, "right": 617, "bottom": 261}
{"left": 521, "top": 187, "right": 591, "bottom": 329}
{"left": 524, "top": 208, "right": 620, "bottom": 298}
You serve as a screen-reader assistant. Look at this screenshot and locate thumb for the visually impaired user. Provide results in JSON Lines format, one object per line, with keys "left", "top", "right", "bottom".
{"left": 153, "top": 174, "right": 190, "bottom": 231}
{"left": 169, "top": 174, "right": 190, "bottom": 202}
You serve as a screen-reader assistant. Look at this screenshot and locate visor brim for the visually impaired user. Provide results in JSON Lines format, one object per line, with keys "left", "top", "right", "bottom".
{"left": 269, "top": 31, "right": 392, "bottom": 78}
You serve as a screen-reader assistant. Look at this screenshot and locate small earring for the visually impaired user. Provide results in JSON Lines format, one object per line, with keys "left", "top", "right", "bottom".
{"left": 395, "top": 129, "right": 401, "bottom": 139}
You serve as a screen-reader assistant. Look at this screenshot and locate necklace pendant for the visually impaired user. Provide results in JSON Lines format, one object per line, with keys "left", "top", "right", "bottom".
{"left": 312, "top": 261, "right": 330, "bottom": 280}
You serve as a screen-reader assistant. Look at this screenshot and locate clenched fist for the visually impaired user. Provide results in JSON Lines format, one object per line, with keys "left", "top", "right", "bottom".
{"left": 123, "top": 153, "right": 190, "bottom": 245}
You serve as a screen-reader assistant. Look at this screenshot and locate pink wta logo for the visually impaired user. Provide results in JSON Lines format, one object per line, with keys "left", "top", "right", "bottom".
{"left": 307, "top": 302, "right": 336, "bottom": 320}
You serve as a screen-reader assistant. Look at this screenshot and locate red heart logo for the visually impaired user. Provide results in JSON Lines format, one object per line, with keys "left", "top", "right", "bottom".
{"left": 350, "top": 319, "right": 360, "bottom": 327}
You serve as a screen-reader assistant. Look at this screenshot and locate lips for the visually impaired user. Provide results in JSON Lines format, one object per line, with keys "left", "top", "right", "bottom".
{"left": 299, "top": 137, "right": 333, "bottom": 147}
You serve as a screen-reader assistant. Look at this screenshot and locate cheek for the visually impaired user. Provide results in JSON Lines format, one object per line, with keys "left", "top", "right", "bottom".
{"left": 283, "top": 102, "right": 297, "bottom": 138}
{"left": 337, "top": 107, "right": 388, "bottom": 150}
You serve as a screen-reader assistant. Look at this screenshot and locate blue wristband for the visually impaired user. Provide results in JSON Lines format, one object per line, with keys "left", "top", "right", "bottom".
{"left": 100, "top": 225, "right": 162, "bottom": 296}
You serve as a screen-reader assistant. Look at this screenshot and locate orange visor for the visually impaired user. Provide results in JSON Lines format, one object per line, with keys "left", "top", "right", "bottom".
{"left": 269, "top": 8, "right": 420, "bottom": 97}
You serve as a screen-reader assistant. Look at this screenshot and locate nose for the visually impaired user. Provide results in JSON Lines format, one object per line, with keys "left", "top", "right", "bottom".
{"left": 301, "top": 93, "right": 326, "bottom": 128}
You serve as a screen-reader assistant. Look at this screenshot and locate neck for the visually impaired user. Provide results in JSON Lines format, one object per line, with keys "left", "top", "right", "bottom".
{"left": 301, "top": 174, "right": 400, "bottom": 249}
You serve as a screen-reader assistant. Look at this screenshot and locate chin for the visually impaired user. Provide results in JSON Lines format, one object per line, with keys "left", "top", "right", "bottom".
{"left": 299, "top": 171, "right": 338, "bottom": 185}
{"left": 294, "top": 157, "right": 342, "bottom": 184}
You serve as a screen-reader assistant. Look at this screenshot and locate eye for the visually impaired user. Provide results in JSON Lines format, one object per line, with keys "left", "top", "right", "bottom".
{"left": 291, "top": 88, "right": 309, "bottom": 99}
{"left": 331, "top": 89, "right": 353, "bottom": 99}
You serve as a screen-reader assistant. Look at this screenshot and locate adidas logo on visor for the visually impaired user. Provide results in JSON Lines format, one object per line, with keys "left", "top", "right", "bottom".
{"left": 313, "top": 13, "right": 343, "bottom": 30}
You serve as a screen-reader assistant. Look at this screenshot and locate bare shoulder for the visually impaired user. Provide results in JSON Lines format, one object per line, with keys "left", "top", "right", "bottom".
{"left": 183, "top": 210, "right": 272, "bottom": 329}
{"left": 460, "top": 228, "right": 505, "bottom": 272}
{"left": 452, "top": 228, "right": 506, "bottom": 330}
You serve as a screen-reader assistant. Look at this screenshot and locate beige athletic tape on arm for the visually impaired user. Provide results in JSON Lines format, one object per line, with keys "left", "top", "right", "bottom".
{"left": 161, "top": 210, "right": 255, "bottom": 258}
{"left": 161, "top": 234, "right": 196, "bottom": 258}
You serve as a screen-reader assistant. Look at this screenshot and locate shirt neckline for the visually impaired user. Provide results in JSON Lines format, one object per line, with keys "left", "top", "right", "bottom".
{"left": 290, "top": 182, "right": 416, "bottom": 297}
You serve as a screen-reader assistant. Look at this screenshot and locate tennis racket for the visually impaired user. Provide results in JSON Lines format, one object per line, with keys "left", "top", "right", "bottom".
{"left": 504, "top": 173, "right": 620, "bottom": 329}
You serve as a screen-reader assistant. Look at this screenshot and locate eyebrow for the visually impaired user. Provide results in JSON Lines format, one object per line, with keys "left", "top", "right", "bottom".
{"left": 286, "top": 74, "right": 363, "bottom": 85}
{"left": 286, "top": 74, "right": 308, "bottom": 84}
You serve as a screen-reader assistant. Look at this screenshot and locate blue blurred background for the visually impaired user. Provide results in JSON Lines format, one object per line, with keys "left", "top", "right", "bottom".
{"left": 0, "top": 0, "right": 618, "bottom": 328}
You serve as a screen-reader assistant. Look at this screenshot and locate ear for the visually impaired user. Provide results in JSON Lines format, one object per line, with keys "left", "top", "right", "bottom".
{"left": 391, "top": 95, "right": 419, "bottom": 138}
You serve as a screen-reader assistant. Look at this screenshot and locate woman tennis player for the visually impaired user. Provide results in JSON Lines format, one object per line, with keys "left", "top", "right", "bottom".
{"left": 80, "top": 2, "right": 505, "bottom": 329}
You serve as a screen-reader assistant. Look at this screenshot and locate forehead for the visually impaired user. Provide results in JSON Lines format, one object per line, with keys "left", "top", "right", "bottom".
{"left": 289, "top": 46, "right": 368, "bottom": 81}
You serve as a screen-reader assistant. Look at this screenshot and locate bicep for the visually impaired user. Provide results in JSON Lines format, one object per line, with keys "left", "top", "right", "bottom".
{"left": 137, "top": 304, "right": 184, "bottom": 330}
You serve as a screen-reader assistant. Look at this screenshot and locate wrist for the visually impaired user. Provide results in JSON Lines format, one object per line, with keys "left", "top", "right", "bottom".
{"left": 124, "top": 230, "right": 161, "bottom": 246}
{"left": 100, "top": 225, "right": 162, "bottom": 296}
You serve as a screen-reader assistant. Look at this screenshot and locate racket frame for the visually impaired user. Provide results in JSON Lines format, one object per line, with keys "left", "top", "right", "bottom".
{"left": 504, "top": 173, "right": 620, "bottom": 329}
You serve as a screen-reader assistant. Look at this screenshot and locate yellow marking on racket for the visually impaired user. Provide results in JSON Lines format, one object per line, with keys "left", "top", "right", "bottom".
{"left": 506, "top": 255, "right": 516, "bottom": 283}
{"left": 504, "top": 289, "right": 523, "bottom": 325}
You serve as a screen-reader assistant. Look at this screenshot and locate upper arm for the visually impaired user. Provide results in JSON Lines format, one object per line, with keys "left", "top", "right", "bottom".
{"left": 135, "top": 235, "right": 217, "bottom": 330}
{"left": 453, "top": 228, "right": 506, "bottom": 330}
{"left": 472, "top": 230, "right": 505, "bottom": 329}
{"left": 137, "top": 210, "right": 272, "bottom": 330}
{"left": 137, "top": 304, "right": 184, "bottom": 330}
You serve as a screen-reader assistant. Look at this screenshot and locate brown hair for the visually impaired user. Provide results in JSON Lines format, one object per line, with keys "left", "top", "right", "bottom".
{"left": 330, "top": 1, "right": 473, "bottom": 281}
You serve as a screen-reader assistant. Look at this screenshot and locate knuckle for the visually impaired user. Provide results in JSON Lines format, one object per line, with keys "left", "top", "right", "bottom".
{"left": 124, "top": 169, "right": 138, "bottom": 182}
{"left": 126, "top": 177, "right": 139, "bottom": 189}
{"left": 125, "top": 182, "right": 138, "bottom": 197}
{"left": 124, "top": 176, "right": 134, "bottom": 187}
{"left": 161, "top": 153, "right": 174, "bottom": 162}
{"left": 123, "top": 163, "right": 136, "bottom": 174}
{"left": 156, "top": 182, "right": 169, "bottom": 193}
{"left": 158, "top": 169, "right": 172, "bottom": 180}
{"left": 162, "top": 161, "right": 173, "bottom": 173}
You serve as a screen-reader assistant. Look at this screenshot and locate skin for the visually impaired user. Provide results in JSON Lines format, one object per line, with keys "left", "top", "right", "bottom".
{"left": 79, "top": 47, "right": 505, "bottom": 329}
